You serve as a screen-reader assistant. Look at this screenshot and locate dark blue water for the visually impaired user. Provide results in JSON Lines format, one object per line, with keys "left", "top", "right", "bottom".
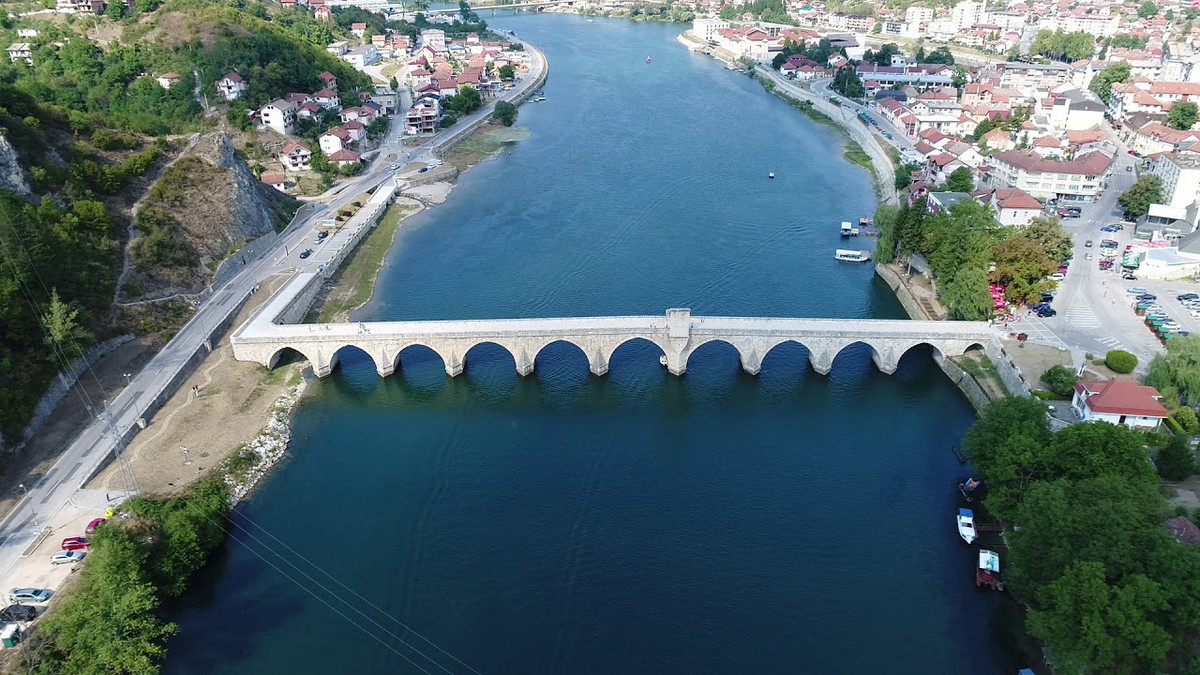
{"left": 165, "top": 15, "right": 1010, "bottom": 675}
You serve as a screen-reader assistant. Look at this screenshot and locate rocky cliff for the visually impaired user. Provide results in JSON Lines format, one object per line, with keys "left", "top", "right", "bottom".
{"left": 0, "top": 134, "right": 32, "bottom": 198}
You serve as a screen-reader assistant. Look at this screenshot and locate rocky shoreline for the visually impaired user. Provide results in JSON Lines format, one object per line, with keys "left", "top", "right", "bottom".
{"left": 223, "top": 379, "right": 307, "bottom": 505}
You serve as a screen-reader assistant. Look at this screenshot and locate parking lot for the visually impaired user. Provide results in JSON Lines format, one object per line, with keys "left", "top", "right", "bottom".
{"left": 1003, "top": 149, "right": 1200, "bottom": 368}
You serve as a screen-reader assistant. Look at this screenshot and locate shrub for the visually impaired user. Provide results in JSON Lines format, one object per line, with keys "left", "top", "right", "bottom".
{"left": 1106, "top": 349, "right": 1138, "bottom": 374}
{"left": 1177, "top": 406, "right": 1200, "bottom": 435}
{"left": 1040, "top": 365, "right": 1077, "bottom": 399}
{"left": 1158, "top": 434, "right": 1197, "bottom": 480}
{"left": 1032, "top": 389, "right": 1055, "bottom": 400}
{"left": 1166, "top": 416, "right": 1185, "bottom": 435}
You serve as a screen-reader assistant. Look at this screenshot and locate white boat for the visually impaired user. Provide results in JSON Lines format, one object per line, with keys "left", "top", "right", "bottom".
{"left": 957, "top": 508, "right": 977, "bottom": 544}
{"left": 834, "top": 249, "right": 871, "bottom": 262}
{"left": 768, "top": 172, "right": 775, "bottom": 179}
{"left": 840, "top": 221, "right": 853, "bottom": 236}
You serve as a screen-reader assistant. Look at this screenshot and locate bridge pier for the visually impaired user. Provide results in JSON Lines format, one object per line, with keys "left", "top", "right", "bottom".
{"left": 445, "top": 352, "right": 464, "bottom": 377}
{"left": 740, "top": 349, "right": 762, "bottom": 376}
{"left": 515, "top": 349, "right": 535, "bottom": 377}
{"left": 588, "top": 349, "right": 608, "bottom": 377}
{"left": 809, "top": 350, "right": 834, "bottom": 376}
{"left": 871, "top": 349, "right": 900, "bottom": 375}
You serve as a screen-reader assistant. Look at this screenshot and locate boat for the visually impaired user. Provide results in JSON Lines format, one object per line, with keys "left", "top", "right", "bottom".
{"left": 957, "top": 508, "right": 978, "bottom": 544}
{"left": 586, "top": 18, "right": 594, "bottom": 22}
{"left": 951, "top": 445, "right": 966, "bottom": 463}
{"left": 659, "top": 354, "right": 668, "bottom": 367}
{"left": 840, "top": 221, "right": 857, "bottom": 237}
{"left": 976, "top": 549, "right": 1005, "bottom": 591}
{"left": 646, "top": 55, "right": 652, "bottom": 64}
{"left": 959, "top": 477, "right": 982, "bottom": 502}
{"left": 768, "top": 172, "right": 775, "bottom": 179}
{"left": 834, "top": 249, "right": 871, "bottom": 262}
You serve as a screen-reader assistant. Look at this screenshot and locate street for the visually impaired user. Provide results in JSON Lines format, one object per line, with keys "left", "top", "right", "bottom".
{"left": 0, "top": 41, "right": 546, "bottom": 590}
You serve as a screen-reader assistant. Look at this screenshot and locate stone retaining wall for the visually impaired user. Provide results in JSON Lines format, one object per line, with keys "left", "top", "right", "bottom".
{"left": 14, "top": 334, "right": 135, "bottom": 453}
{"left": 875, "top": 263, "right": 931, "bottom": 321}
{"left": 938, "top": 358, "right": 992, "bottom": 412}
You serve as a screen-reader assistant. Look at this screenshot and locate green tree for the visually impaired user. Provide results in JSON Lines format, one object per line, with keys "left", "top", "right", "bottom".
{"left": 1040, "top": 365, "right": 1077, "bottom": 398}
{"left": 1176, "top": 406, "right": 1200, "bottom": 434}
{"left": 1106, "top": 349, "right": 1138, "bottom": 374}
{"left": 444, "top": 85, "right": 483, "bottom": 115}
{"left": 951, "top": 65, "right": 969, "bottom": 89}
{"left": 1145, "top": 335, "right": 1200, "bottom": 404}
{"left": 1088, "top": 60, "right": 1130, "bottom": 103}
{"left": 1168, "top": 100, "right": 1199, "bottom": 130}
{"left": 926, "top": 46, "right": 955, "bottom": 65}
{"left": 1118, "top": 175, "right": 1165, "bottom": 219}
{"left": 1138, "top": 1, "right": 1160, "bottom": 18}
{"left": 41, "top": 288, "right": 92, "bottom": 354}
{"left": 493, "top": 100, "right": 518, "bottom": 127}
{"left": 832, "top": 65, "right": 864, "bottom": 99}
{"left": 1158, "top": 433, "right": 1196, "bottom": 479}
{"left": 944, "top": 166, "right": 974, "bottom": 192}
{"left": 105, "top": 0, "right": 124, "bottom": 19}
{"left": 992, "top": 235, "right": 1055, "bottom": 303}
{"left": 1023, "top": 215, "right": 1073, "bottom": 262}
{"left": 963, "top": 396, "right": 1054, "bottom": 519}
{"left": 872, "top": 203, "right": 901, "bottom": 263}
{"left": 498, "top": 64, "right": 515, "bottom": 80}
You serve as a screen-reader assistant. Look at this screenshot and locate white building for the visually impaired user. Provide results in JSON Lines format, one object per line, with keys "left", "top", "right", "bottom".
{"left": 901, "top": 6, "right": 932, "bottom": 37}
{"left": 1151, "top": 152, "right": 1200, "bottom": 210}
{"left": 260, "top": 99, "right": 298, "bottom": 136}
{"left": 279, "top": 141, "right": 312, "bottom": 172}
{"left": 691, "top": 18, "right": 729, "bottom": 42}
{"left": 1071, "top": 380, "right": 1168, "bottom": 429}
{"left": 216, "top": 73, "right": 249, "bottom": 101}
{"left": 420, "top": 29, "right": 447, "bottom": 54}
{"left": 950, "top": 1, "right": 983, "bottom": 30}
{"left": 987, "top": 150, "right": 1113, "bottom": 202}
{"left": 344, "top": 45, "right": 380, "bottom": 70}
{"left": 1041, "top": 11, "right": 1119, "bottom": 38}
{"left": 6, "top": 43, "right": 32, "bottom": 65}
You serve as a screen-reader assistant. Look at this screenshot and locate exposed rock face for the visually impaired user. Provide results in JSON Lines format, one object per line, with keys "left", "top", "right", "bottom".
{"left": 217, "top": 133, "right": 283, "bottom": 241}
{"left": 0, "top": 134, "right": 32, "bottom": 197}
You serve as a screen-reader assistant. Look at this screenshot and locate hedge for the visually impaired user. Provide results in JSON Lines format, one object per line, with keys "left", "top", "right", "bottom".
{"left": 1166, "top": 416, "right": 1185, "bottom": 435}
{"left": 1106, "top": 350, "right": 1138, "bottom": 374}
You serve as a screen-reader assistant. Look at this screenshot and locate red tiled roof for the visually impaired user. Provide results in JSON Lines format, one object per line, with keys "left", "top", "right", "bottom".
{"left": 281, "top": 140, "right": 311, "bottom": 156}
{"left": 260, "top": 172, "right": 286, "bottom": 184}
{"left": 993, "top": 187, "right": 1041, "bottom": 210}
{"left": 993, "top": 150, "right": 1112, "bottom": 176}
{"left": 1074, "top": 379, "right": 1169, "bottom": 418}
{"left": 328, "top": 149, "right": 361, "bottom": 162}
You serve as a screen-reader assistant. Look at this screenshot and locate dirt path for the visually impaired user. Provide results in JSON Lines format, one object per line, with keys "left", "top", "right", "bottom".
{"left": 113, "top": 131, "right": 208, "bottom": 305}
{"left": 87, "top": 273, "right": 303, "bottom": 498}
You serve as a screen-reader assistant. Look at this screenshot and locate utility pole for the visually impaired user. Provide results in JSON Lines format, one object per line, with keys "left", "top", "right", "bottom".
{"left": 17, "top": 484, "right": 40, "bottom": 531}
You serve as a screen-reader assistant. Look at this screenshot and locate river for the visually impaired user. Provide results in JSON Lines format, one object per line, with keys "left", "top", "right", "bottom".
{"left": 164, "top": 14, "right": 1014, "bottom": 674}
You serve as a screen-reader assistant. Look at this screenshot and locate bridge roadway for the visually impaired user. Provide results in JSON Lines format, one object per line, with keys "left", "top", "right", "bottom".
{"left": 232, "top": 296, "right": 996, "bottom": 377}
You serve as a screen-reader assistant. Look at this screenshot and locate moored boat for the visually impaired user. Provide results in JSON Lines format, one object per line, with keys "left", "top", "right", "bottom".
{"left": 768, "top": 172, "right": 775, "bottom": 179}
{"left": 834, "top": 249, "right": 871, "bottom": 262}
{"left": 976, "top": 549, "right": 1005, "bottom": 591}
{"left": 646, "top": 55, "right": 652, "bottom": 64}
{"left": 957, "top": 508, "right": 977, "bottom": 544}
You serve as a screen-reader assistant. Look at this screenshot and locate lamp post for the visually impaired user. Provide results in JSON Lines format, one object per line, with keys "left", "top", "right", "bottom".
{"left": 18, "top": 484, "right": 40, "bottom": 531}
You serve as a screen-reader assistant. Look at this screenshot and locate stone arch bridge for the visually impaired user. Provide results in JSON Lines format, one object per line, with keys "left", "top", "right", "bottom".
{"left": 231, "top": 305, "right": 995, "bottom": 379}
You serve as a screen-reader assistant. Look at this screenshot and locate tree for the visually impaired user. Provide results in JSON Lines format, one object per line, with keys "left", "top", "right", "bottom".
{"left": 444, "top": 85, "right": 483, "bottom": 115}
{"left": 951, "top": 65, "right": 969, "bottom": 89}
{"left": 1088, "top": 61, "right": 1130, "bottom": 103}
{"left": 925, "top": 46, "right": 955, "bottom": 65}
{"left": 1138, "top": 1, "right": 1160, "bottom": 18}
{"left": 41, "top": 288, "right": 92, "bottom": 354}
{"left": 992, "top": 235, "right": 1055, "bottom": 303}
{"left": 105, "top": 0, "right": 124, "bottom": 19}
{"left": 497, "top": 64, "right": 515, "bottom": 80}
{"left": 914, "top": 45, "right": 927, "bottom": 63}
{"left": 1176, "top": 405, "right": 1200, "bottom": 434}
{"left": 944, "top": 166, "right": 974, "bottom": 192}
{"left": 1023, "top": 216, "right": 1073, "bottom": 262}
{"left": 963, "top": 397, "right": 1054, "bottom": 519}
{"left": 1106, "top": 349, "right": 1138, "bottom": 374}
{"left": 493, "top": 100, "right": 517, "bottom": 127}
{"left": 832, "top": 65, "right": 864, "bottom": 99}
{"left": 1158, "top": 433, "right": 1196, "bottom": 479}
{"left": 1168, "top": 101, "right": 1198, "bottom": 130}
{"left": 1041, "top": 365, "right": 1077, "bottom": 398}
{"left": 872, "top": 203, "right": 901, "bottom": 263}
{"left": 1118, "top": 175, "right": 1165, "bottom": 219}
{"left": 1146, "top": 336, "right": 1200, "bottom": 405}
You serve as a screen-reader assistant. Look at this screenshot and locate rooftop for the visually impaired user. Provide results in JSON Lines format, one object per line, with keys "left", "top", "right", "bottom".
{"left": 1074, "top": 379, "right": 1169, "bottom": 418}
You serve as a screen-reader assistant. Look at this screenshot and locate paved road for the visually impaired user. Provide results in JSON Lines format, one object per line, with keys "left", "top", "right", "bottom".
{"left": 0, "top": 41, "right": 547, "bottom": 589}
{"left": 810, "top": 78, "right": 916, "bottom": 155}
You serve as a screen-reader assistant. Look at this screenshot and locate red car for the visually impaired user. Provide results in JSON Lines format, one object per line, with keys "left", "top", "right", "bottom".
{"left": 60, "top": 537, "right": 89, "bottom": 551}
{"left": 84, "top": 518, "right": 105, "bottom": 534}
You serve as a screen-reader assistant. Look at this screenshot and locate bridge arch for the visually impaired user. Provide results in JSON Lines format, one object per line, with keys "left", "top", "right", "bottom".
{"left": 266, "top": 346, "right": 315, "bottom": 371}
{"left": 533, "top": 339, "right": 590, "bottom": 375}
{"left": 391, "top": 342, "right": 450, "bottom": 378}
{"left": 603, "top": 336, "right": 671, "bottom": 376}
{"left": 461, "top": 340, "right": 519, "bottom": 377}
{"left": 831, "top": 340, "right": 887, "bottom": 375}
{"left": 759, "top": 339, "right": 815, "bottom": 376}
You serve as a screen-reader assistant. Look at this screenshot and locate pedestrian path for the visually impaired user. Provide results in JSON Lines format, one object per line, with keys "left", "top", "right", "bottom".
{"left": 1065, "top": 302, "right": 1101, "bottom": 330}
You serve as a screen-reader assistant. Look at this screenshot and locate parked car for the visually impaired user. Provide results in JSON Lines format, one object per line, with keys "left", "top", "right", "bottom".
{"left": 417, "top": 167, "right": 429, "bottom": 173}
{"left": 1128, "top": 286, "right": 1149, "bottom": 295}
{"left": 0, "top": 605, "right": 39, "bottom": 622}
{"left": 1137, "top": 293, "right": 1158, "bottom": 302}
{"left": 1178, "top": 293, "right": 1200, "bottom": 302}
{"left": 85, "top": 517, "right": 105, "bottom": 534}
{"left": 1127, "top": 166, "right": 1133, "bottom": 172}
{"left": 60, "top": 537, "right": 89, "bottom": 551}
{"left": 1037, "top": 307, "right": 1058, "bottom": 317}
{"left": 8, "top": 589, "right": 51, "bottom": 604}
{"left": 51, "top": 550, "right": 85, "bottom": 566}
{"left": 1040, "top": 292, "right": 1055, "bottom": 303}
{"left": 299, "top": 249, "right": 313, "bottom": 260}
{"left": 1085, "top": 239, "right": 1093, "bottom": 247}
{"left": 1164, "top": 321, "right": 1183, "bottom": 331}
{"left": 1048, "top": 272, "right": 1066, "bottom": 281}
{"left": 1085, "top": 252, "right": 1093, "bottom": 260}
{"left": 1122, "top": 273, "right": 1138, "bottom": 280}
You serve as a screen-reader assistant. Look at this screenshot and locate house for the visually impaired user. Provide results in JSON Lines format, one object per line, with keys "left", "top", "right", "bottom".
{"left": 927, "top": 191, "right": 973, "bottom": 215}
{"left": 6, "top": 43, "right": 32, "bottom": 65}
{"left": 406, "top": 101, "right": 439, "bottom": 134}
{"left": 974, "top": 187, "right": 1043, "bottom": 227}
{"left": 1151, "top": 152, "right": 1200, "bottom": 209}
{"left": 16, "top": 29, "right": 39, "bottom": 39}
{"left": 260, "top": 99, "right": 299, "bottom": 136}
{"left": 318, "top": 71, "right": 338, "bottom": 90}
{"left": 327, "top": 41, "right": 349, "bottom": 57}
{"left": 986, "top": 150, "right": 1113, "bottom": 202}
{"left": 369, "top": 86, "right": 398, "bottom": 115}
{"left": 279, "top": 141, "right": 312, "bottom": 172}
{"left": 297, "top": 102, "right": 323, "bottom": 119}
{"left": 157, "top": 72, "right": 182, "bottom": 89}
{"left": 260, "top": 172, "right": 290, "bottom": 193}
{"left": 216, "top": 73, "right": 249, "bottom": 101}
{"left": 327, "top": 148, "right": 362, "bottom": 167}
{"left": 55, "top": 0, "right": 101, "bottom": 13}
{"left": 315, "top": 5, "right": 331, "bottom": 21}
{"left": 312, "top": 88, "right": 341, "bottom": 110}
{"left": 339, "top": 107, "right": 376, "bottom": 125}
{"left": 1071, "top": 379, "right": 1169, "bottom": 429}
{"left": 351, "top": 22, "right": 367, "bottom": 39}
{"left": 421, "top": 28, "right": 447, "bottom": 54}
{"left": 319, "top": 127, "right": 351, "bottom": 155}
{"left": 343, "top": 120, "right": 367, "bottom": 142}
{"left": 344, "top": 45, "right": 380, "bottom": 70}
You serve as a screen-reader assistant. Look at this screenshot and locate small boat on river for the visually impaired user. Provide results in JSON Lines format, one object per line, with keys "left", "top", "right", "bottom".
{"left": 646, "top": 55, "right": 652, "bottom": 64}
{"left": 957, "top": 508, "right": 978, "bottom": 544}
{"left": 959, "top": 477, "right": 982, "bottom": 502}
{"left": 834, "top": 249, "right": 871, "bottom": 262}
{"left": 976, "top": 549, "right": 1005, "bottom": 591}
{"left": 840, "top": 221, "right": 860, "bottom": 237}
{"left": 768, "top": 172, "right": 775, "bottom": 179}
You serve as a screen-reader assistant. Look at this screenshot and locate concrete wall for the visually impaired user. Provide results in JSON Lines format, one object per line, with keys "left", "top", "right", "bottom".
{"left": 937, "top": 357, "right": 993, "bottom": 412}
{"left": 406, "top": 165, "right": 459, "bottom": 187}
{"left": 875, "top": 263, "right": 931, "bottom": 321}
{"left": 13, "top": 334, "right": 135, "bottom": 453}
{"left": 985, "top": 341, "right": 1034, "bottom": 398}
